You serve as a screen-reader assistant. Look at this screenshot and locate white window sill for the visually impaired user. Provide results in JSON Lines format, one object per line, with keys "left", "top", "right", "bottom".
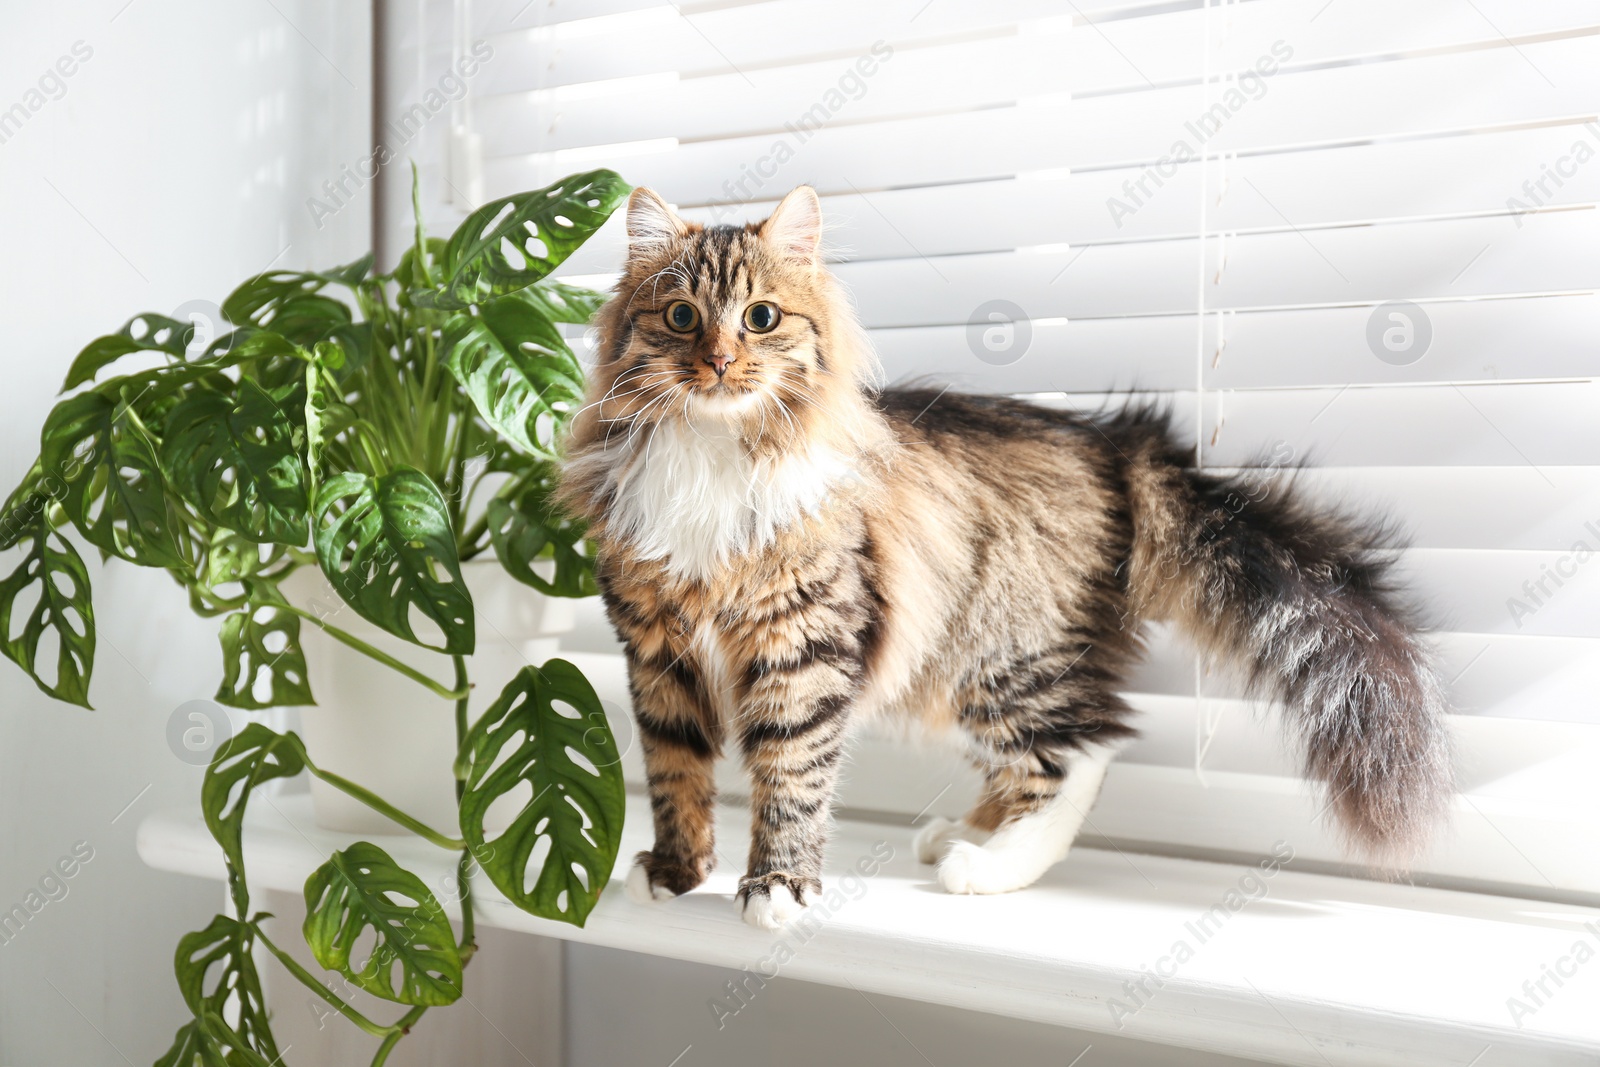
{"left": 138, "top": 792, "right": 1600, "bottom": 1067}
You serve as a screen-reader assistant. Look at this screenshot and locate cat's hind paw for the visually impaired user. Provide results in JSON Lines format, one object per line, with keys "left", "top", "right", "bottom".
{"left": 626, "top": 858, "right": 678, "bottom": 903}
{"left": 626, "top": 850, "right": 711, "bottom": 904}
{"left": 936, "top": 840, "right": 1042, "bottom": 895}
{"left": 913, "top": 816, "right": 990, "bottom": 863}
{"left": 736, "top": 872, "right": 818, "bottom": 930}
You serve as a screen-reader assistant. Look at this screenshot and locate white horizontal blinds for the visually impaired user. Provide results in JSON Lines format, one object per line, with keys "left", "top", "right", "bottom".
{"left": 467, "top": 0, "right": 1600, "bottom": 744}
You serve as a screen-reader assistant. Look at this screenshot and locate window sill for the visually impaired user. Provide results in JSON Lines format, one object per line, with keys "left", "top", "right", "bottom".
{"left": 138, "top": 793, "right": 1600, "bottom": 1067}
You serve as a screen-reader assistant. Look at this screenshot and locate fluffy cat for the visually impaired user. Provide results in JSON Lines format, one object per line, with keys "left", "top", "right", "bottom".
{"left": 558, "top": 185, "right": 1454, "bottom": 929}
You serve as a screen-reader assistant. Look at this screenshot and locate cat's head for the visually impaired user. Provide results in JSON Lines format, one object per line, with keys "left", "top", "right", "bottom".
{"left": 577, "top": 186, "right": 877, "bottom": 448}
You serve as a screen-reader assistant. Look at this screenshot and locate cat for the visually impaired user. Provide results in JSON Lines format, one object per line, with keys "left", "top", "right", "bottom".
{"left": 558, "top": 185, "right": 1454, "bottom": 929}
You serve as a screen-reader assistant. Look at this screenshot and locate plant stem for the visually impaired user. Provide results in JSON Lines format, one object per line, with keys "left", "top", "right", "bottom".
{"left": 457, "top": 466, "right": 535, "bottom": 560}
{"left": 299, "top": 759, "right": 465, "bottom": 850}
{"left": 369, "top": 1006, "right": 429, "bottom": 1067}
{"left": 279, "top": 605, "right": 469, "bottom": 700}
{"left": 253, "top": 925, "right": 397, "bottom": 1040}
{"left": 452, "top": 653, "right": 478, "bottom": 962}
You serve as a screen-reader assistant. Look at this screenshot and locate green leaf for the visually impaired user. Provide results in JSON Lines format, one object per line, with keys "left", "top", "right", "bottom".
{"left": 415, "top": 169, "right": 630, "bottom": 310}
{"left": 440, "top": 291, "right": 585, "bottom": 459}
{"left": 517, "top": 279, "right": 610, "bottom": 325}
{"left": 215, "top": 581, "right": 313, "bottom": 710}
{"left": 459, "top": 660, "right": 625, "bottom": 927}
{"left": 313, "top": 469, "right": 474, "bottom": 655}
{"left": 0, "top": 461, "right": 52, "bottom": 551}
{"left": 304, "top": 346, "right": 359, "bottom": 492}
{"left": 489, "top": 467, "right": 596, "bottom": 598}
{"left": 221, "top": 266, "right": 355, "bottom": 360}
{"left": 40, "top": 391, "right": 187, "bottom": 568}
{"left": 0, "top": 523, "right": 95, "bottom": 707}
{"left": 202, "top": 529, "right": 278, "bottom": 588}
{"left": 153, "top": 1014, "right": 279, "bottom": 1067}
{"left": 302, "top": 841, "right": 463, "bottom": 1006}
{"left": 321, "top": 253, "right": 376, "bottom": 289}
{"left": 392, "top": 238, "right": 449, "bottom": 303}
{"left": 202, "top": 724, "right": 307, "bottom": 913}
{"left": 63, "top": 312, "right": 192, "bottom": 391}
{"left": 168, "top": 914, "right": 280, "bottom": 1064}
{"left": 265, "top": 294, "right": 354, "bottom": 347}
{"left": 160, "top": 379, "right": 309, "bottom": 544}
{"left": 153, "top": 1021, "right": 227, "bottom": 1067}
{"left": 222, "top": 255, "right": 370, "bottom": 328}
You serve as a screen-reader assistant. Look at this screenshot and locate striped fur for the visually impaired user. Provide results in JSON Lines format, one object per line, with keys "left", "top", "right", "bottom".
{"left": 560, "top": 187, "right": 1454, "bottom": 924}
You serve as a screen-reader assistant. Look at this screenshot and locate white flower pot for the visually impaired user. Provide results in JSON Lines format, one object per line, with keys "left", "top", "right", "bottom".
{"left": 283, "top": 560, "right": 575, "bottom": 835}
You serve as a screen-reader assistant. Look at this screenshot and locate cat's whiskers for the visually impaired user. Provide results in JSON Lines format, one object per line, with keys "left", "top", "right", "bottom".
{"left": 588, "top": 368, "right": 673, "bottom": 418}
{"left": 594, "top": 371, "right": 682, "bottom": 423}
{"left": 618, "top": 380, "right": 692, "bottom": 452}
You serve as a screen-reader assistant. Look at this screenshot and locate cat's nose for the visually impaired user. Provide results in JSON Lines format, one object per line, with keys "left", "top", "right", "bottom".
{"left": 705, "top": 352, "right": 735, "bottom": 377}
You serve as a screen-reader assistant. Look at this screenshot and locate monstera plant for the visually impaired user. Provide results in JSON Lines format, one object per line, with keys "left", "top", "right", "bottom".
{"left": 0, "top": 168, "right": 631, "bottom": 1066}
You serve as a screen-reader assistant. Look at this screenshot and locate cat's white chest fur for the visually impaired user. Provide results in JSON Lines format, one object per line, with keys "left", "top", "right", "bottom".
{"left": 604, "top": 419, "right": 852, "bottom": 580}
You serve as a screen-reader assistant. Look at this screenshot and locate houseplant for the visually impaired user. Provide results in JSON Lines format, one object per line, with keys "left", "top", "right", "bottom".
{"left": 0, "top": 167, "right": 631, "bottom": 1065}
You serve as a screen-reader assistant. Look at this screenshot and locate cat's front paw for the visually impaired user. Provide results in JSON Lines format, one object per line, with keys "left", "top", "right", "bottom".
{"left": 736, "top": 871, "right": 819, "bottom": 930}
{"left": 626, "top": 850, "right": 711, "bottom": 904}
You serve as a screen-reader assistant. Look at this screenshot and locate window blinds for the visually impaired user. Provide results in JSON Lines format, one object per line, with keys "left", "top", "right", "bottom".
{"left": 446, "top": 0, "right": 1600, "bottom": 894}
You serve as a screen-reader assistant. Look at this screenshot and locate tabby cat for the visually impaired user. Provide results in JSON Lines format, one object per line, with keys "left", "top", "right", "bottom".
{"left": 558, "top": 186, "right": 1453, "bottom": 929}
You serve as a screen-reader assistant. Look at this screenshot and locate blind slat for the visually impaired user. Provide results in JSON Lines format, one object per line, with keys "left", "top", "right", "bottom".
{"left": 861, "top": 295, "right": 1600, "bottom": 395}
{"left": 476, "top": 32, "right": 1597, "bottom": 161}
{"left": 809, "top": 212, "right": 1599, "bottom": 324}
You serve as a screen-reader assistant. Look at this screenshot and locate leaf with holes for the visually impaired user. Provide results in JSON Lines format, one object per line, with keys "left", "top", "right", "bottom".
{"left": 62, "top": 312, "right": 194, "bottom": 391}
{"left": 0, "top": 522, "right": 95, "bottom": 708}
{"left": 154, "top": 1018, "right": 271, "bottom": 1067}
{"left": 202, "top": 528, "right": 284, "bottom": 589}
{"left": 215, "top": 581, "right": 312, "bottom": 710}
{"left": 489, "top": 466, "right": 596, "bottom": 598}
{"left": 313, "top": 469, "right": 474, "bottom": 655}
{"left": 415, "top": 169, "right": 630, "bottom": 309}
{"left": 441, "top": 291, "right": 585, "bottom": 460}
{"left": 153, "top": 1021, "right": 220, "bottom": 1067}
{"left": 304, "top": 344, "right": 360, "bottom": 492}
{"left": 38, "top": 390, "right": 187, "bottom": 568}
{"left": 0, "top": 461, "right": 52, "bottom": 551}
{"left": 202, "top": 723, "right": 308, "bottom": 913}
{"left": 459, "top": 660, "right": 624, "bottom": 927}
{"left": 222, "top": 254, "right": 372, "bottom": 326}
{"left": 161, "top": 379, "right": 308, "bottom": 544}
{"left": 516, "top": 279, "right": 609, "bottom": 325}
{"left": 302, "top": 841, "right": 463, "bottom": 1006}
{"left": 167, "top": 913, "right": 280, "bottom": 1064}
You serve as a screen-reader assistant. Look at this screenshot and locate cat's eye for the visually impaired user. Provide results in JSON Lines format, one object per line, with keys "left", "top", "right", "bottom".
{"left": 664, "top": 300, "right": 700, "bottom": 332}
{"left": 743, "top": 301, "right": 781, "bottom": 333}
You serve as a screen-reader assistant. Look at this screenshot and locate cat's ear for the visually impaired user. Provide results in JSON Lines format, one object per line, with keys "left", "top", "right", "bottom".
{"left": 760, "top": 186, "right": 823, "bottom": 265}
{"left": 626, "top": 187, "right": 685, "bottom": 255}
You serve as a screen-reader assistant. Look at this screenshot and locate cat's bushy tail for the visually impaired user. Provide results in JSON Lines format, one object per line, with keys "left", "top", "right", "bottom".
{"left": 1115, "top": 412, "right": 1454, "bottom": 863}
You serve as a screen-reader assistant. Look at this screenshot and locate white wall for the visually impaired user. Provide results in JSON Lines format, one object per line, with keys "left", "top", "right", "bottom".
{"left": 0, "top": 3, "right": 370, "bottom": 1063}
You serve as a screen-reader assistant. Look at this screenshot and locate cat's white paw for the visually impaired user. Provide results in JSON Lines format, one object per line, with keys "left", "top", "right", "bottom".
{"left": 626, "top": 859, "right": 677, "bottom": 904}
{"left": 737, "top": 876, "right": 815, "bottom": 930}
{"left": 913, "top": 817, "right": 960, "bottom": 864}
{"left": 739, "top": 890, "right": 804, "bottom": 930}
{"left": 913, "top": 817, "right": 991, "bottom": 864}
{"left": 937, "top": 840, "right": 1035, "bottom": 895}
